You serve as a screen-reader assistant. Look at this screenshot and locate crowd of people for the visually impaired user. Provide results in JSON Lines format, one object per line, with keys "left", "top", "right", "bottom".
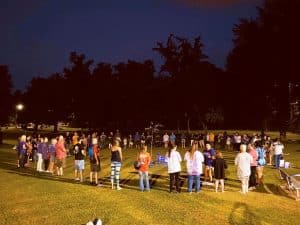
{"left": 14, "top": 130, "right": 285, "bottom": 194}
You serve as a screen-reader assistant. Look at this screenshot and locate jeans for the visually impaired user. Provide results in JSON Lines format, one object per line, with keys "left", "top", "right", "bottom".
{"left": 275, "top": 154, "right": 281, "bottom": 168}
{"left": 139, "top": 171, "right": 150, "bottom": 191}
{"left": 188, "top": 175, "right": 201, "bottom": 192}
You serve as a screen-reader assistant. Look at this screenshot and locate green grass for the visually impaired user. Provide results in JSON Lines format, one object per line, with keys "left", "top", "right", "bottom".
{"left": 0, "top": 139, "right": 300, "bottom": 225}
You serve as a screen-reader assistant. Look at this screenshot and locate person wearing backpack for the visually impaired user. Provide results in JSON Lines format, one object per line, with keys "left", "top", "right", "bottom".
{"left": 89, "top": 138, "right": 101, "bottom": 186}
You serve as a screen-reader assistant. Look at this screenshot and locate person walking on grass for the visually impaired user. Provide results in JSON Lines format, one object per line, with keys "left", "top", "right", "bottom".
{"left": 89, "top": 138, "right": 101, "bottom": 186}
{"left": 235, "top": 144, "right": 253, "bottom": 194}
{"left": 184, "top": 142, "right": 204, "bottom": 193}
{"left": 137, "top": 145, "right": 151, "bottom": 192}
{"left": 213, "top": 151, "right": 227, "bottom": 192}
{"left": 55, "top": 135, "right": 66, "bottom": 176}
{"left": 111, "top": 139, "right": 123, "bottom": 190}
{"left": 74, "top": 140, "right": 86, "bottom": 182}
{"left": 166, "top": 143, "right": 182, "bottom": 193}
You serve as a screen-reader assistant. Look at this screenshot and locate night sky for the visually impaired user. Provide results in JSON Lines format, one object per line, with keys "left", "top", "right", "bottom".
{"left": 1, "top": 0, "right": 263, "bottom": 90}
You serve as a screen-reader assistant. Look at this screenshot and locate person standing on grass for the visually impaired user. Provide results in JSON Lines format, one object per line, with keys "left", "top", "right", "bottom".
{"left": 213, "top": 151, "right": 227, "bottom": 192}
{"left": 170, "top": 132, "right": 176, "bottom": 144}
{"left": 55, "top": 135, "right": 66, "bottom": 176}
{"left": 137, "top": 145, "right": 151, "bottom": 192}
{"left": 25, "top": 136, "right": 33, "bottom": 164}
{"left": 256, "top": 142, "right": 266, "bottom": 186}
{"left": 163, "top": 132, "right": 169, "bottom": 149}
{"left": 273, "top": 139, "right": 284, "bottom": 169}
{"left": 184, "top": 142, "right": 204, "bottom": 193}
{"left": 74, "top": 140, "right": 86, "bottom": 182}
{"left": 89, "top": 138, "right": 101, "bottom": 186}
{"left": 111, "top": 139, "right": 123, "bottom": 190}
{"left": 203, "top": 143, "right": 215, "bottom": 184}
{"left": 42, "top": 137, "right": 50, "bottom": 172}
{"left": 36, "top": 137, "right": 44, "bottom": 172}
{"left": 235, "top": 144, "right": 253, "bottom": 194}
{"left": 247, "top": 143, "right": 258, "bottom": 190}
{"left": 181, "top": 133, "right": 186, "bottom": 149}
{"left": 17, "top": 135, "right": 27, "bottom": 168}
{"left": 48, "top": 138, "right": 57, "bottom": 174}
{"left": 166, "top": 143, "right": 182, "bottom": 193}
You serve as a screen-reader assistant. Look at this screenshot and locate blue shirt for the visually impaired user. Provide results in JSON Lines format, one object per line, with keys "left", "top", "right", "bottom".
{"left": 203, "top": 148, "right": 215, "bottom": 167}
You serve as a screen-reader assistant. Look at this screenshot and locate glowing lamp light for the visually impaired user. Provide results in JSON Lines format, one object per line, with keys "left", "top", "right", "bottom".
{"left": 16, "top": 104, "right": 24, "bottom": 111}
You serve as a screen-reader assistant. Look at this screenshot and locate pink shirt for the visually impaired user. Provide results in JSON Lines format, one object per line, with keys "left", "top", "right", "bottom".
{"left": 248, "top": 146, "right": 258, "bottom": 166}
{"left": 55, "top": 142, "right": 66, "bottom": 160}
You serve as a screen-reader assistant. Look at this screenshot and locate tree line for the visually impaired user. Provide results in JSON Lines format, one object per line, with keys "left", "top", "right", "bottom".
{"left": 1, "top": 0, "right": 300, "bottom": 132}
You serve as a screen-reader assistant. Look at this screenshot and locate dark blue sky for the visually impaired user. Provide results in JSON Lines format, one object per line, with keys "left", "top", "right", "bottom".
{"left": 1, "top": 0, "right": 263, "bottom": 90}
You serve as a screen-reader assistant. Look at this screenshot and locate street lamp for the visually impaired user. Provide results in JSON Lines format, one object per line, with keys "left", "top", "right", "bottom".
{"left": 15, "top": 103, "right": 24, "bottom": 126}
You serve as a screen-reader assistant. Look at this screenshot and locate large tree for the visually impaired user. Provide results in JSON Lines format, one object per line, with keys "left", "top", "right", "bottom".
{"left": 22, "top": 74, "right": 67, "bottom": 132}
{"left": 226, "top": 0, "right": 300, "bottom": 130}
{"left": 154, "top": 34, "right": 224, "bottom": 129}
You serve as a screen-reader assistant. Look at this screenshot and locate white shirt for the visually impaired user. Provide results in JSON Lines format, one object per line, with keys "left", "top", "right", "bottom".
{"left": 184, "top": 150, "right": 204, "bottom": 175}
{"left": 163, "top": 134, "right": 169, "bottom": 142}
{"left": 166, "top": 148, "right": 182, "bottom": 173}
{"left": 274, "top": 142, "right": 284, "bottom": 155}
{"left": 235, "top": 152, "right": 253, "bottom": 179}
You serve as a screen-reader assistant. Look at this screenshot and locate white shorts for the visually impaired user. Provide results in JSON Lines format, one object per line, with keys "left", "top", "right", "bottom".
{"left": 75, "top": 160, "right": 85, "bottom": 171}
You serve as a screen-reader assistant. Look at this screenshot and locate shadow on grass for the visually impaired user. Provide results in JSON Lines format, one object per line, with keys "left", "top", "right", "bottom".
{"left": 0, "top": 160, "right": 174, "bottom": 192}
{"left": 229, "top": 202, "right": 261, "bottom": 225}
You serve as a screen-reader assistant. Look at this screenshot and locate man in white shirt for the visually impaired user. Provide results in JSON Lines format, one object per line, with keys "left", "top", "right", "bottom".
{"left": 273, "top": 138, "right": 284, "bottom": 168}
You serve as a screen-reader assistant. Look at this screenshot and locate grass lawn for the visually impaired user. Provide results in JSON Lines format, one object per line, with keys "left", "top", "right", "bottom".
{"left": 0, "top": 137, "right": 300, "bottom": 225}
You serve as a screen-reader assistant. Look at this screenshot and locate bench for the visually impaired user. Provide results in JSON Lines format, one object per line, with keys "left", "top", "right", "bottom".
{"left": 279, "top": 169, "right": 300, "bottom": 200}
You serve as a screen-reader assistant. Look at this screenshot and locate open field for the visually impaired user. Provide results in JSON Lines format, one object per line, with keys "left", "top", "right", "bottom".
{"left": 0, "top": 136, "right": 300, "bottom": 225}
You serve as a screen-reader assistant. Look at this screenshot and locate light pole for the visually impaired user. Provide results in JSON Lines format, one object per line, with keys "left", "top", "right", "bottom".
{"left": 15, "top": 103, "right": 24, "bottom": 126}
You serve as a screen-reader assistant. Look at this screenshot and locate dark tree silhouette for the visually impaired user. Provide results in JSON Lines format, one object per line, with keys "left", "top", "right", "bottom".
{"left": 154, "top": 34, "right": 224, "bottom": 129}
{"left": 22, "top": 74, "right": 67, "bottom": 132}
{"left": 226, "top": 0, "right": 300, "bottom": 131}
{"left": 0, "top": 65, "right": 13, "bottom": 126}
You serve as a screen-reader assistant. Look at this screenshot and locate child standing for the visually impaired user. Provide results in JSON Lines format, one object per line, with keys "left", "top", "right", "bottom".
{"left": 137, "top": 145, "right": 151, "bottom": 192}
{"left": 213, "top": 151, "right": 228, "bottom": 192}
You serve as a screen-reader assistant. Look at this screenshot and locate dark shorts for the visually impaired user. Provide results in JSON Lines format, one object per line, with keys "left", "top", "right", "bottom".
{"left": 90, "top": 163, "right": 100, "bottom": 172}
{"left": 56, "top": 159, "right": 63, "bottom": 168}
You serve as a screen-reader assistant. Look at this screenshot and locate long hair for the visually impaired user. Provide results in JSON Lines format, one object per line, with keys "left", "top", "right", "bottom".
{"left": 216, "top": 150, "right": 223, "bottom": 159}
{"left": 112, "top": 139, "right": 120, "bottom": 147}
{"left": 190, "top": 143, "right": 196, "bottom": 160}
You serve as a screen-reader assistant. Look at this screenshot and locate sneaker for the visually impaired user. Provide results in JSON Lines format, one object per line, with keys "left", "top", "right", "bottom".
{"left": 75, "top": 178, "right": 80, "bottom": 181}
{"left": 117, "top": 186, "right": 122, "bottom": 191}
{"left": 249, "top": 187, "right": 256, "bottom": 191}
{"left": 96, "top": 183, "right": 103, "bottom": 187}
